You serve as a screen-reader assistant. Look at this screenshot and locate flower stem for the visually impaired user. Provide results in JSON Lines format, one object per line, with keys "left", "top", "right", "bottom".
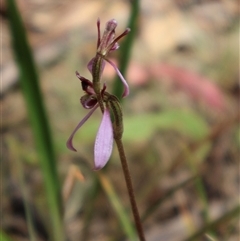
{"left": 92, "top": 55, "right": 105, "bottom": 112}
{"left": 115, "top": 138, "right": 146, "bottom": 241}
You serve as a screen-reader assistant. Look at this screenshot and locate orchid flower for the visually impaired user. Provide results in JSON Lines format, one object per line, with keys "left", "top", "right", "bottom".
{"left": 89, "top": 19, "right": 131, "bottom": 97}
{"left": 66, "top": 19, "right": 146, "bottom": 240}
{"left": 66, "top": 19, "right": 129, "bottom": 170}
{"left": 66, "top": 72, "right": 114, "bottom": 170}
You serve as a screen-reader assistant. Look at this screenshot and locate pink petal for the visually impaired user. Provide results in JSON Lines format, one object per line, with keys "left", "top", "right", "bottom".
{"left": 105, "top": 58, "right": 130, "bottom": 97}
{"left": 94, "top": 109, "right": 113, "bottom": 170}
{"left": 66, "top": 104, "right": 99, "bottom": 151}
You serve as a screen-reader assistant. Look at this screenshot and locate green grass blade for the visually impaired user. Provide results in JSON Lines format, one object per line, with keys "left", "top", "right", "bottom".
{"left": 112, "top": 0, "right": 140, "bottom": 98}
{"left": 98, "top": 172, "right": 138, "bottom": 240}
{"left": 81, "top": 176, "right": 101, "bottom": 240}
{"left": 189, "top": 166, "right": 210, "bottom": 223}
{"left": 7, "top": 1, "right": 63, "bottom": 240}
{"left": 13, "top": 141, "right": 37, "bottom": 241}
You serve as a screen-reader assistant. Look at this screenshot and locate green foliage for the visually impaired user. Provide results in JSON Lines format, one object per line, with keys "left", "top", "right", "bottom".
{"left": 75, "top": 109, "right": 209, "bottom": 143}
{"left": 123, "top": 109, "right": 209, "bottom": 142}
{"left": 112, "top": 0, "right": 139, "bottom": 98}
{"left": 0, "top": 232, "right": 13, "bottom": 241}
{"left": 98, "top": 172, "right": 138, "bottom": 240}
{"left": 7, "top": 1, "right": 63, "bottom": 240}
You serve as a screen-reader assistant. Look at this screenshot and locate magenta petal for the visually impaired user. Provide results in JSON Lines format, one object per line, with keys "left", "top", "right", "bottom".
{"left": 94, "top": 109, "right": 113, "bottom": 170}
{"left": 105, "top": 58, "right": 130, "bottom": 97}
{"left": 66, "top": 104, "right": 99, "bottom": 151}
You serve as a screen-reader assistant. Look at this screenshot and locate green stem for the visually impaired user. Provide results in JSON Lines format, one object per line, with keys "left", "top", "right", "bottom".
{"left": 115, "top": 138, "right": 146, "bottom": 241}
{"left": 92, "top": 55, "right": 105, "bottom": 112}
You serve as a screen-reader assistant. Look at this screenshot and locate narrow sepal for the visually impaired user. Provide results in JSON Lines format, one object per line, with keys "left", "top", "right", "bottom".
{"left": 66, "top": 104, "right": 99, "bottom": 151}
{"left": 105, "top": 58, "right": 130, "bottom": 97}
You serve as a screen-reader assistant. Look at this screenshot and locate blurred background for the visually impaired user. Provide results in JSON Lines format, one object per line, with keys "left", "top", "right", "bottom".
{"left": 2, "top": 0, "right": 239, "bottom": 241}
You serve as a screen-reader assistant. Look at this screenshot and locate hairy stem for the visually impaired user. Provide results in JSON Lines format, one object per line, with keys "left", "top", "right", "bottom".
{"left": 92, "top": 55, "right": 105, "bottom": 112}
{"left": 115, "top": 138, "right": 146, "bottom": 241}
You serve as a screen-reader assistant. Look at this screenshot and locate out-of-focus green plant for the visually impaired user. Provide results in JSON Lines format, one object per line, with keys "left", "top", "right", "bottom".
{"left": 113, "top": 0, "right": 139, "bottom": 99}
{"left": 75, "top": 109, "right": 209, "bottom": 143}
{"left": 0, "top": 232, "right": 13, "bottom": 241}
{"left": 98, "top": 172, "right": 137, "bottom": 240}
{"left": 6, "top": 135, "right": 39, "bottom": 241}
{"left": 7, "top": 1, "right": 63, "bottom": 240}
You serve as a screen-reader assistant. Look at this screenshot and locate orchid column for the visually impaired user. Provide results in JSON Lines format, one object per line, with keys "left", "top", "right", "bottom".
{"left": 67, "top": 19, "right": 146, "bottom": 241}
